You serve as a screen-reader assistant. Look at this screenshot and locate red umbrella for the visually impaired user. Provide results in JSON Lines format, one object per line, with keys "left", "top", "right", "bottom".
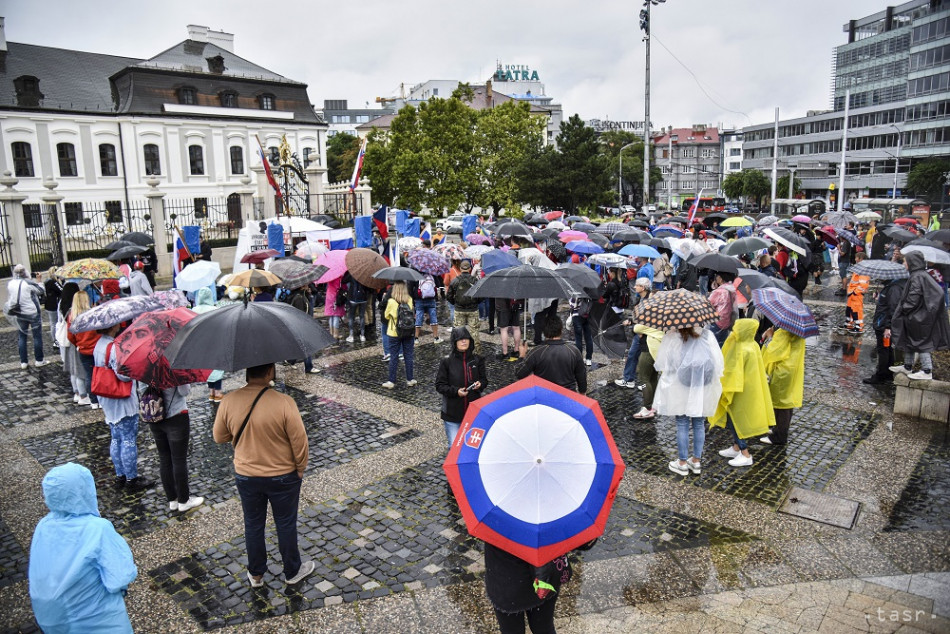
{"left": 894, "top": 217, "right": 920, "bottom": 227}
{"left": 114, "top": 308, "right": 211, "bottom": 389}
{"left": 240, "top": 249, "right": 281, "bottom": 264}
{"left": 543, "top": 210, "right": 564, "bottom": 221}
{"left": 815, "top": 226, "right": 839, "bottom": 247}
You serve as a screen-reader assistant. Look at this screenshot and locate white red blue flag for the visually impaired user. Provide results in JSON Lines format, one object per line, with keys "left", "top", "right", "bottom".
{"left": 421, "top": 222, "right": 432, "bottom": 243}
{"left": 306, "top": 228, "right": 354, "bottom": 251}
{"left": 373, "top": 206, "right": 389, "bottom": 240}
{"left": 349, "top": 138, "right": 367, "bottom": 192}
{"left": 686, "top": 188, "right": 704, "bottom": 226}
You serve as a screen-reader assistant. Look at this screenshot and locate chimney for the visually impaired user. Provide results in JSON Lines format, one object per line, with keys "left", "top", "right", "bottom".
{"left": 0, "top": 17, "right": 7, "bottom": 52}
{"left": 186, "top": 24, "right": 234, "bottom": 52}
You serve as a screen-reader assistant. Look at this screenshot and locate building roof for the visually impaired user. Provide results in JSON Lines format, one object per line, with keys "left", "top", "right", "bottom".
{"left": 0, "top": 42, "right": 141, "bottom": 113}
{"left": 356, "top": 112, "right": 396, "bottom": 132}
{"left": 653, "top": 127, "right": 720, "bottom": 145}
{"left": 129, "top": 40, "right": 301, "bottom": 85}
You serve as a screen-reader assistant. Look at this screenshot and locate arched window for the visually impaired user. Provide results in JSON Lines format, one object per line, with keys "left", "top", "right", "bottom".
{"left": 188, "top": 145, "right": 205, "bottom": 175}
{"left": 99, "top": 144, "right": 118, "bottom": 177}
{"left": 57, "top": 142, "right": 78, "bottom": 177}
{"left": 11, "top": 142, "right": 34, "bottom": 177}
{"left": 143, "top": 144, "right": 161, "bottom": 175}
{"left": 229, "top": 146, "right": 244, "bottom": 174}
{"left": 178, "top": 86, "right": 197, "bottom": 105}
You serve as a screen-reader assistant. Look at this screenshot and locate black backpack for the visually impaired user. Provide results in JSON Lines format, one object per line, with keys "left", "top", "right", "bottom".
{"left": 451, "top": 274, "right": 478, "bottom": 310}
{"left": 395, "top": 302, "right": 415, "bottom": 337}
{"left": 139, "top": 386, "right": 165, "bottom": 424}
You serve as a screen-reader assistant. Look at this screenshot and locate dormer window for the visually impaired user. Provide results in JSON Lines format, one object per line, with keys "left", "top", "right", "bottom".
{"left": 220, "top": 91, "right": 238, "bottom": 108}
{"left": 178, "top": 86, "right": 197, "bottom": 105}
{"left": 259, "top": 94, "right": 276, "bottom": 111}
{"left": 206, "top": 55, "right": 226, "bottom": 74}
{"left": 13, "top": 75, "right": 43, "bottom": 107}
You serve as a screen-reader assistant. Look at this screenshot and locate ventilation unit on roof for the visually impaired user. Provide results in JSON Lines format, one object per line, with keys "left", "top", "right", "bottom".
{"left": 183, "top": 65, "right": 202, "bottom": 73}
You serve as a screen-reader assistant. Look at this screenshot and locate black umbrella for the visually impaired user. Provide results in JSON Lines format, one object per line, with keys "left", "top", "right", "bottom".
{"left": 467, "top": 265, "right": 586, "bottom": 299}
{"left": 495, "top": 222, "right": 533, "bottom": 240}
{"left": 649, "top": 237, "right": 670, "bottom": 251}
{"left": 555, "top": 263, "right": 604, "bottom": 297}
{"left": 763, "top": 227, "right": 811, "bottom": 256}
{"left": 705, "top": 213, "right": 728, "bottom": 222}
{"left": 372, "top": 266, "right": 425, "bottom": 282}
{"left": 722, "top": 236, "right": 771, "bottom": 256}
{"left": 883, "top": 225, "right": 920, "bottom": 244}
{"left": 926, "top": 229, "right": 950, "bottom": 243}
{"left": 545, "top": 241, "right": 568, "bottom": 262}
{"left": 120, "top": 231, "right": 154, "bottom": 247}
{"left": 906, "top": 238, "right": 947, "bottom": 251}
{"left": 107, "top": 245, "right": 147, "bottom": 261}
{"left": 628, "top": 219, "right": 650, "bottom": 228}
{"left": 692, "top": 252, "right": 739, "bottom": 276}
{"left": 587, "top": 233, "right": 610, "bottom": 248}
{"left": 166, "top": 301, "right": 335, "bottom": 371}
{"left": 588, "top": 301, "right": 628, "bottom": 359}
{"left": 105, "top": 240, "right": 137, "bottom": 251}
{"left": 526, "top": 216, "right": 549, "bottom": 226}
{"left": 668, "top": 216, "right": 691, "bottom": 225}
{"left": 565, "top": 215, "right": 585, "bottom": 224}
{"left": 612, "top": 229, "right": 648, "bottom": 244}
{"left": 573, "top": 222, "right": 597, "bottom": 233}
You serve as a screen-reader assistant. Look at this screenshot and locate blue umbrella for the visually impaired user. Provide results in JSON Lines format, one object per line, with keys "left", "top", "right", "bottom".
{"left": 652, "top": 225, "right": 685, "bottom": 238}
{"left": 481, "top": 249, "right": 522, "bottom": 274}
{"left": 565, "top": 240, "right": 604, "bottom": 255}
{"left": 618, "top": 244, "right": 661, "bottom": 259}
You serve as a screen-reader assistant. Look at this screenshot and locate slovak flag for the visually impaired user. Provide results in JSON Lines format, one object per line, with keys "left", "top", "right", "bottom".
{"left": 421, "top": 222, "right": 432, "bottom": 243}
{"left": 171, "top": 235, "right": 189, "bottom": 285}
{"left": 373, "top": 206, "right": 389, "bottom": 240}
{"left": 254, "top": 136, "right": 283, "bottom": 206}
{"left": 306, "top": 228, "right": 354, "bottom": 251}
{"left": 349, "top": 137, "right": 367, "bottom": 192}
{"left": 686, "top": 187, "right": 704, "bottom": 226}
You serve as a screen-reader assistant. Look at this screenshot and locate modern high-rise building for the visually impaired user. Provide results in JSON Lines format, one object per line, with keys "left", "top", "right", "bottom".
{"left": 742, "top": 0, "right": 949, "bottom": 206}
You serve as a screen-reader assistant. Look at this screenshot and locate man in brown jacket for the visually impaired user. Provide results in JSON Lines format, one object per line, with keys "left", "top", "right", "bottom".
{"left": 213, "top": 363, "right": 313, "bottom": 587}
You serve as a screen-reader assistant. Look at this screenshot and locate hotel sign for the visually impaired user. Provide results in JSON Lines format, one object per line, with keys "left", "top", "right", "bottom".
{"left": 494, "top": 64, "right": 540, "bottom": 82}
{"left": 588, "top": 119, "right": 647, "bottom": 133}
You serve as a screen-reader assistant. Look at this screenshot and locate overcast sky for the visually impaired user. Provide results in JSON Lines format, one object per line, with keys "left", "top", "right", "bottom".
{"left": 5, "top": 0, "right": 882, "bottom": 130}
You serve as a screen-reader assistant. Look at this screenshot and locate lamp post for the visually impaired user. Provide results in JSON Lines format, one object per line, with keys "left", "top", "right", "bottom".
{"left": 788, "top": 164, "right": 797, "bottom": 199}
{"left": 891, "top": 124, "right": 902, "bottom": 199}
{"left": 640, "top": 0, "right": 665, "bottom": 211}
{"left": 618, "top": 142, "right": 637, "bottom": 207}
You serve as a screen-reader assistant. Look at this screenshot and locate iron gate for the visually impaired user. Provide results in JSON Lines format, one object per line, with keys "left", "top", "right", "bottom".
{"left": 23, "top": 201, "right": 64, "bottom": 270}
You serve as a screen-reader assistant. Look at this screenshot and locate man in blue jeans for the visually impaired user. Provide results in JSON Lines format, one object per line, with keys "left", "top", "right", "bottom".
{"left": 6, "top": 265, "right": 47, "bottom": 370}
{"left": 213, "top": 363, "right": 314, "bottom": 587}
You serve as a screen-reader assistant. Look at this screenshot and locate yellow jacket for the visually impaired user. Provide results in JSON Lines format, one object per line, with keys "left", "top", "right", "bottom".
{"left": 763, "top": 329, "right": 805, "bottom": 409}
{"left": 710, "top": 319, "right": 775, "bottom": 438}
{"left": 384, "top": 297, "right": 414, "bottom": 337}
{"left": 633, "top": 323, "right": 665, "bottom": 358}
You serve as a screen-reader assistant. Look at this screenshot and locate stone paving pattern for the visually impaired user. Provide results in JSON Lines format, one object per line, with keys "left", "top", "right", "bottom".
{"left": 0, "top": 272, "right": 948, "bottom": 633}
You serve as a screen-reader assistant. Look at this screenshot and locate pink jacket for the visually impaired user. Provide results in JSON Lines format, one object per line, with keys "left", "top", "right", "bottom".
{"left": 323, "top": 278, "right": 346, "bottom": 317}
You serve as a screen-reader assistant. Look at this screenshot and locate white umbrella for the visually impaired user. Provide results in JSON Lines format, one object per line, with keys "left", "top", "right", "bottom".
{"left": 856, "top": 211, "right": 882, "bottom": 221}
{"left": 175, "top": 260, "right": 221, "bottom": 292}
{"left": 517, "top": 247, "right": 556, "bottom": 270}
{"left": 464, "top": 245, "right": 494, "bottom": 259}
{"left": 547, "top": 221, "right": 566, "bottom": 230}
{"left": 588, "top": 253, "right": 630, "bottom": 269}
{"left": 901, "top": 245, "right": 950, "bottom": 265}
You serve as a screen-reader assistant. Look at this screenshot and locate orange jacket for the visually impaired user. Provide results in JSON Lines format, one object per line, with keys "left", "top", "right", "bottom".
{"left": 66, "top": 315, "right": 102, "bottom": 355}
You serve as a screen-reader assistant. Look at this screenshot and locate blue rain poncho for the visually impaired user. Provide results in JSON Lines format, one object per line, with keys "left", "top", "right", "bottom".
{"left": 29, "top": 462, "right": 137, "bottom": 633}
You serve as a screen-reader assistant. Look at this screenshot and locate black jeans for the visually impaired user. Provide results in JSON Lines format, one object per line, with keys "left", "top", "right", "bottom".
{"left": 494, "top": 598, "right": 557, "bottom": 634}
{"left": 769, "top": 408, "right": 793, "bottom": 445}
{"left": 79, "top": 353, "right": 98, "bottom": 404}
{"left": 148, "top": 412, "right": 191, "bottom": 503}
{"left": 533, "top": 301, "right": 558, "bottom": 345}
{"left": 236, "top": 471, "right": 303, "bottom": 579}
{"left": 873, "top": 329, "right": 894, "bottom": 378}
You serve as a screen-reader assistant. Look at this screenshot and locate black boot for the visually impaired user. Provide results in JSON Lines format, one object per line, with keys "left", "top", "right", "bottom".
{"left": 113, "top": 475, "right": 126, "bottom": 490}
{"left": 125, "top": 477, "right": 154, "bottom": 492}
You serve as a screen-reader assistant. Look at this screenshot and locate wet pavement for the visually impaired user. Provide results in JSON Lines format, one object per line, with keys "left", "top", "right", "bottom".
{"left": 1, "top": 280, "right": 949, "bottom": 633}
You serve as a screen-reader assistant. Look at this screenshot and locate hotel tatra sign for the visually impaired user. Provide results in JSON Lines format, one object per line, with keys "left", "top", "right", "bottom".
{"left": 494, "top": 64, "right": 540, "bottom": 82}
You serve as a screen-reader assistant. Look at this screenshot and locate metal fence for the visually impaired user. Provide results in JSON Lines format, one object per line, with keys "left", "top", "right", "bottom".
{"left": 23, "top": 201, "right": 65, "bottom": 271}
{"left": 163, "top": 197, "right": 241, "bottom": 247}
{"left": 62, "top": 199, "right": 153, "bottom": 258}
{"left": 0, "top": 203, "right": 14, "bottom": 277}
{"left": 320, "top": 193, "right": 363, "bottom": 224}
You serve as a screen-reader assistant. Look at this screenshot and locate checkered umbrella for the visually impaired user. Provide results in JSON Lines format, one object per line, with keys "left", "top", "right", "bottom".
{"left": 269, "top": 259, "right": 330, "bottom": 289}
{"left": 632, "top": 289, "right": 718, "bottom": 330}
{"left": 408, "top": 248, "right": 451, "bottom": 275}
{"left": 751, "top": 287, "right": 819, "bottom": 338}
{"left": 836, "top": 228, "right": 863, "bottom": 247}
{"left": 433, "top": 243, "right": 465, "bottom": 261}
{"left": 443, "top": 375, "right": 625, "bottom": 567}
{"left": 596, "top": 222, "right": 628, "bottom": 235}
{"left": 849, "top": 259, "right": 909, "bottom": 280}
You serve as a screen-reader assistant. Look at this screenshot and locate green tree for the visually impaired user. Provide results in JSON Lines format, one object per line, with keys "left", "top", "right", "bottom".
{"left": 474, "top": 100, "right": 546, "bottom": 214}
{"left": 516, "top": 145, "right": 565, "bottom": 210}
{"left": 553, "top": 115, "right": 611, "bottom": 212}
{"left": 326, "top": 132, "right": 361, "bottom": 184}
{"left": 722, "top": 171, "right": 745, "bottom": 201}
{"left": 775, "top": 175, "right": 802, "bottom": 199}
{"left": 723, "top": 169, "right": 771, "bottom": 208}
{"left": 907, "top": 158, "right": 950, "bottom": 202}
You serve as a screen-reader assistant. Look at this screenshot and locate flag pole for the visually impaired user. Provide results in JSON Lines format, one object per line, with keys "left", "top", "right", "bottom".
{"left": 175, "top": 226, "right": 195, "bottom": 262}
{"left": 254, "top": 134, "right": 282, "bottom": 219}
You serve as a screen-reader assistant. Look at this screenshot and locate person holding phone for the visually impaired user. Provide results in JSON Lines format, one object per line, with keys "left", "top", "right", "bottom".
{"left": 434, "top": 327, "right": 487, "bottom": 446}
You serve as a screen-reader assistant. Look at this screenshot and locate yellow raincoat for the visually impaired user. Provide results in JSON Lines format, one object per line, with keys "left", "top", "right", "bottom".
{"left": 710, "top": 319, "right": 775, "bottom": 438}
{"left": 762, "top": 329, "right": 805, "bottom": 409}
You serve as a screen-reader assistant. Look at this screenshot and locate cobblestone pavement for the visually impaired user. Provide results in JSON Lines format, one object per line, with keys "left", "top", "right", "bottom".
{"left": 0, "top": 278, "right": 948, "bottom": 633}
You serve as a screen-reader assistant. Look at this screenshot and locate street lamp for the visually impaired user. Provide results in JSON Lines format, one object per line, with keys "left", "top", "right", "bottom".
{"left": 788, "top": 164, "right": 797, "bottom": 199}
{"left": 890, "top": 124, "right": 902, "bottom": 199}
{"left": 618, "top": 142, "right": 637, "bottom": 207}
{"left": 640, "top": 0, "right": 666, "bottom": 211}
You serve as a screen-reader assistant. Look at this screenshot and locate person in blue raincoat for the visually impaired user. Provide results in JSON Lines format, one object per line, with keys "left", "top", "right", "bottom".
{"left": 29, "top": 462, "right": 137, "bottom": 633}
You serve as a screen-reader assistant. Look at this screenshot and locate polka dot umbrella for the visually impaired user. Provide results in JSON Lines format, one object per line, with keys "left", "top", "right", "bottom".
{"left": 632, "top": 288, "right": 718, "bottom": 331}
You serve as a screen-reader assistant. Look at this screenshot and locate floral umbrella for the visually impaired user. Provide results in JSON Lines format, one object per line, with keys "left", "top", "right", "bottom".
{"left": 70, "top": 291, "right": 189, "bottom": 333}
{"left": 59, "top": 258, "right": 121, "bottom": 281}
{"left": 397, "top": 237, "right": 423, "bottom": 252}
{"left": 408, "top": 248, "right": 451, "bottom": 275}
{"left": 464, "top": 245, "right": 494, "bottom": 259}
{"left": 433, "top": 243, "right": 466, "bottom": 261}
{"left": 465, "top": 233, "right": 493, "bottom": 246}
{"left": 114, "top": 308, "right": 212, "bottom": 389}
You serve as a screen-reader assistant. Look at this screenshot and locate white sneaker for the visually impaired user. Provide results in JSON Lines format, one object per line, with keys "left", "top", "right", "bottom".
{"left": 759, "top": 436, "right": 773, "bottom": 445}
{"left": 20, "top": 363, "right": 27, "bottom": 370}
{"left": 90, "top": 403, "right": 101, "bottom": 410}
{"left": 908, "top": 370, "right": 933, "bottom": 380}
{"left": 686, "top": 459, "right": 701, "bottom": 475}
{"left": 614, "top": 379, "right": 637, "bottom": 388}
{"left": 889, "top": 365, "right": 911, "bottom": 375}
{"left": 631, "top": 407, "right": 655, "bottom": 419}
{"left": 247, "top": 571, "right": 264, "bottom": 588}
{"left": 585, "top": 359, "right": 592, "bottom": 367}
{"left": 77, "top": 396, "right": 91, "bottom": 406}
{"left": 406, "top": 379, "right": 418, "bottom": 387}
{"left": 169, "top": 500, "right": 179, "bottom": 511}
{"left": 360, "top": 335, "right": 366, "bottom": 342}
{"left": 307, "top": 368, "right": 321, "bottom": 374}
{"left": 668, "top": 460, "right": 689, "bottom": 476}
{"left": 178, "top": 496, "right": 204, "bottom": 512}
{"left": 286, "top": 560, "right": 315, "bottom": 585}
{"left": 34, "top": 360, "right": 49, "bottom": 367}
{"left": 728, "top": 453, "right": 753, "bottom": 467}
{"left": 345, "top": 335, "right": 355, "bottom": 343}
{"left": 381, "top": 381, "right": 395, "bottom": 389}
{"left": 73, "top": 394, "right": 81, "bottom": 403}
{"left": 718, "top": 446, "right": 740, "bottom": 458}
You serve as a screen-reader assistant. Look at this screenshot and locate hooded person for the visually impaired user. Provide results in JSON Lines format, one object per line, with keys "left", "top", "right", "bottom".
{"left": 192, "top": 287, "right": 226, "bottom": 401}
{"left": 434, "top": 326, "right": 487, "bottom": 446}
{"left": 710, "top": 318, "right": 775, "bottom": 467}
{"left": 760, "top": 327, "right": 806, "bottom": 446}
{"left": 128, "top": 261, "right": 153, "bottom": 296}
{"left": 890, "top": 250, "right": 950, "bottom": 379}
{"left": 29, "top": 462, "right": 137, "bottom": 633}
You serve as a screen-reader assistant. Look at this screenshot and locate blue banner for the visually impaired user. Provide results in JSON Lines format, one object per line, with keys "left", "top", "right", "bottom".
{"left": 396, "top": 210, "right": 410, "bottom": 234}
{"left": 267, "top": 222, "right": 285, "bottom": 256}
{"left": 405, "top": 218, "right": 421, "bottom": 238}
{"left": 353, "top": 216, "right": 373, "bottom": 248}
{"left": 182, "top": 225, "right": 201, "bottom": 255}
{"left": 462, "top": 214, "right": 478, "bottom": 238}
